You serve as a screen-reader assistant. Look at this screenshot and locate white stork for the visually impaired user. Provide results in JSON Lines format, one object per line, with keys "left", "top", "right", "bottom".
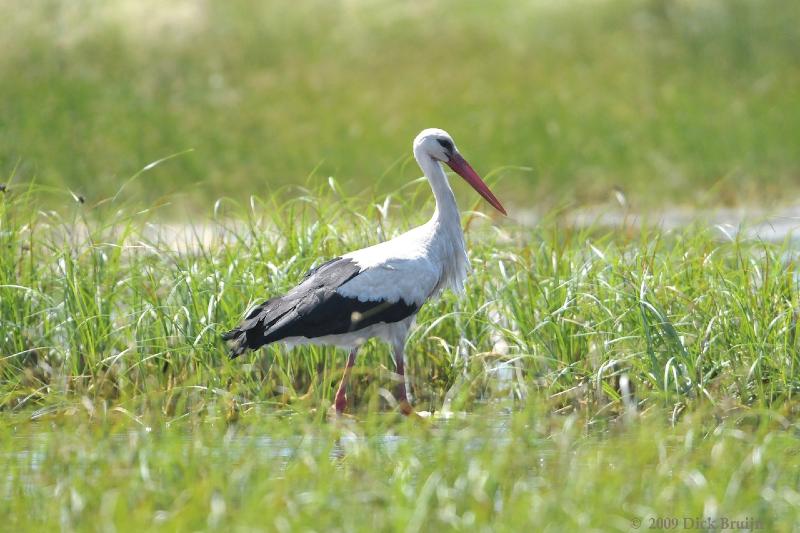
{"left": 222, "top": 128, "right": 506, "bottom": 414}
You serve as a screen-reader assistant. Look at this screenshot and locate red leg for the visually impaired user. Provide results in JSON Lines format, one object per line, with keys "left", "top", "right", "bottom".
{"left": 393, "top": 344, "right": 414, "bottom": 415}
{"left": 334, "top": 348, "right": 358, "bottom": 414}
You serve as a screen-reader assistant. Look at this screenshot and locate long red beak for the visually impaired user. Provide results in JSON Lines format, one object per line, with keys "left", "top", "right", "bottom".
{"left": 446, "top": 153, "right": 507, "bottom": 215}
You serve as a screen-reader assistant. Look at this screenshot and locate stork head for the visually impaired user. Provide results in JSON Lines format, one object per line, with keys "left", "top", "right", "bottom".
{"left": 413, "top": 128, "right": 507, "bottom": 215}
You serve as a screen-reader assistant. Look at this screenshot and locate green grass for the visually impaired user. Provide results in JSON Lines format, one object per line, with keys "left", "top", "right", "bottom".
{"left": 4, "top": 183, "right": 800, "bottom": 414}
{"left": 2, "top": 0, "right": 800, "bottom": 207}
{"left": 2, "top": 184, "right": 800, "bottom": 529}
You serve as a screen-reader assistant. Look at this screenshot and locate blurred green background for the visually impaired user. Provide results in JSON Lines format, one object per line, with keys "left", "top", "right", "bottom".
{"left": 2, "top": 0, "right": 799, "bottom": 209}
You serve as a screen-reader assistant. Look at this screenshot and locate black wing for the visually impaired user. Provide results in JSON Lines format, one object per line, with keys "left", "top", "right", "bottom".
{"left": 222, "top": 257, "right": 418, "bottom": 358}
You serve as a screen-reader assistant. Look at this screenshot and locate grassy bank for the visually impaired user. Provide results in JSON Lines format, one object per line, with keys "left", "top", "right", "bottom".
{"left": 3, "top": 185, "right": 800, "bottom": 528}
{"left": 2, "top": 0, "right": 800, "bottom": 207}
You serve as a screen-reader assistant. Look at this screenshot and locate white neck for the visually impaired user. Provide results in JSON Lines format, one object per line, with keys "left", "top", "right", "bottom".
{"left": 413, "top": 145, "right": 470, "bottom": 295}
{"left": 414, "top": 147, "right": 460, "bottom": 226}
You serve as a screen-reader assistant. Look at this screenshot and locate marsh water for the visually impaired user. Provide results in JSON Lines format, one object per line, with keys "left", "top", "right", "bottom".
{"left": 3, "top": 409, "right": 526, "bottom": 497}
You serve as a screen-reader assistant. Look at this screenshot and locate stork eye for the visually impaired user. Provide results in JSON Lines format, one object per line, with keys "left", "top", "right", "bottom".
{"left": 436, "top": 139, "right": 453, "bottom": 153}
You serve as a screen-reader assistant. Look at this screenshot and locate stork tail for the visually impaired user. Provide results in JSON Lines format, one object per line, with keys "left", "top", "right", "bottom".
{"left": 221, "top": 298, "right": 278, "bottom": 359}
{"left": 220, "top": 327, "right": 249, "bottom": 359}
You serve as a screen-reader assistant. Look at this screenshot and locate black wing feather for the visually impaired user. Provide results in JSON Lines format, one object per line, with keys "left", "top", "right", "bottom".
{"left": 222, "top": 257, "right": 418, "bottom": 358}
